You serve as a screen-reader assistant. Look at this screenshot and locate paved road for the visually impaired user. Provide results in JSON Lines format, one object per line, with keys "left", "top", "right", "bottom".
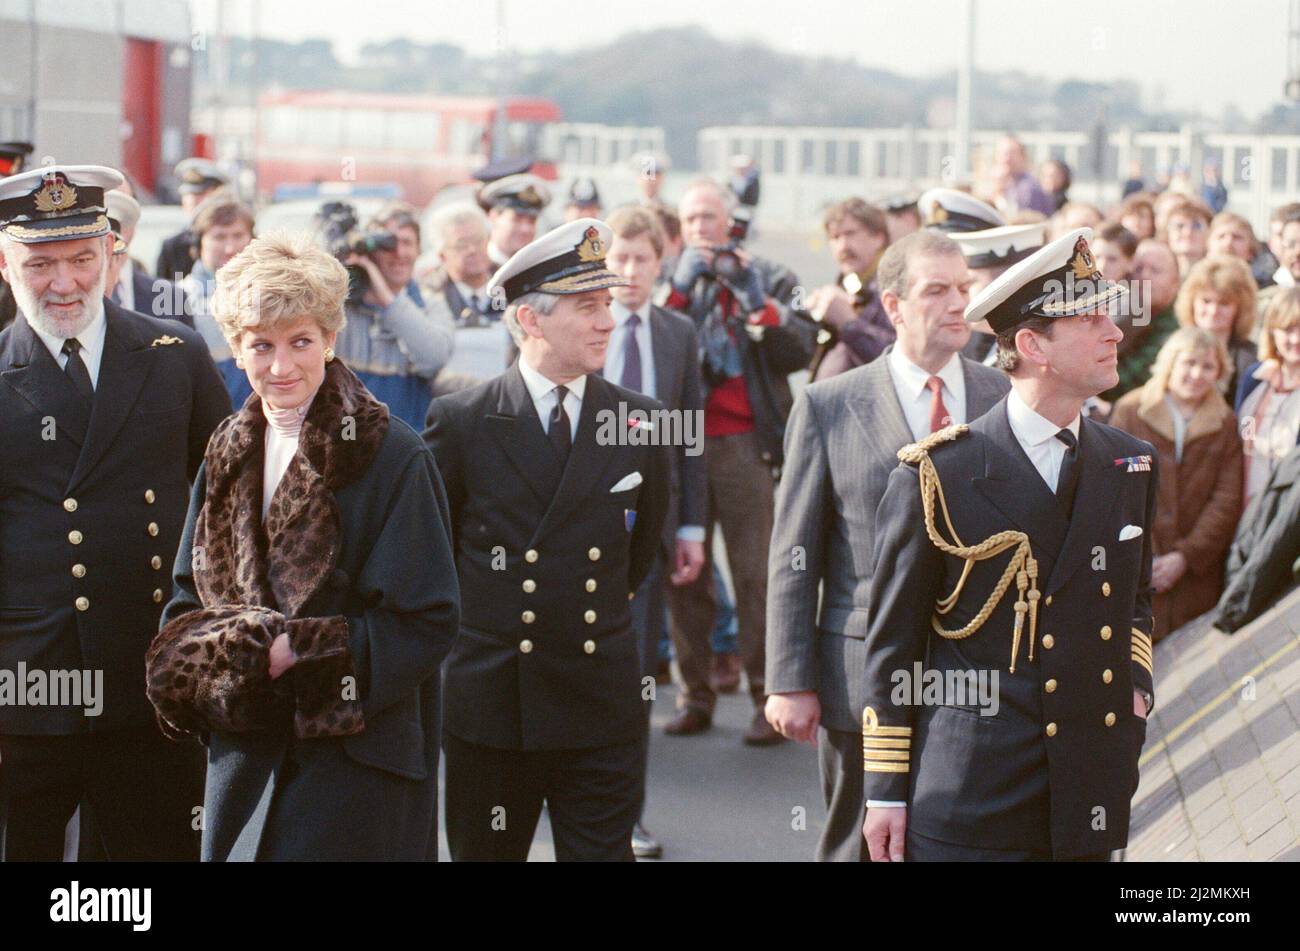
{"left": 436, "top": 679, "right": 826, "bottom": 862}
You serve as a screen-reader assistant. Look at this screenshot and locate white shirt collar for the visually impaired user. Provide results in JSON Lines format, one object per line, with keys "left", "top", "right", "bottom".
{"left": 612, "top": 299, "right": 652, "bottom": 326}
{"left": 888, "top": 346, "right": 962, "bottom": 402}
{"left": 455, "top": 279, "right": 488, "bottom": 303}
{"left": 1273, "top": 265, "right": 1295, "bottom": 288}
{"left": 31, "top": 301, "right": 108, "bottom": 375}
{"left": 518, "top": 352, "right": 587, "bottom": 403}
{"left": 1006, "top": 386, "right": 1080, "bottom": 448}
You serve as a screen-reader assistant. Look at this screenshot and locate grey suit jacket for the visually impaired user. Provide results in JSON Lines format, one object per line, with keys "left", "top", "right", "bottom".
{"left": 645, "top": 304, "right": 707, "bottom": 549}
{"left": 765, "top": 348, "right": 1011, "bottom": 732}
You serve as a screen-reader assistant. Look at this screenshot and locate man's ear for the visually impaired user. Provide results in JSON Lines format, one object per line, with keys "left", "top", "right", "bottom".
{"left": 880, "top": 289, "right": 903, "bottom": 328}
{"left": 515, "top": 303, "right": 545, "bottom": 340}
{"left": 1015, "top": 326, "right": 1050, "bottom": 369}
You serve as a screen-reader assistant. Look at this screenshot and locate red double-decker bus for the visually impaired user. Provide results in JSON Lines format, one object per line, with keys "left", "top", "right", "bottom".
{"left": 255, "top": 91, "right": 561, "bottom": 206}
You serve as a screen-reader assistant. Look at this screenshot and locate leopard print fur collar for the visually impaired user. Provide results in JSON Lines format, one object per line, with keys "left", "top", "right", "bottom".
{"left": 193, "top": 360, "right": 390, "bottom": 618}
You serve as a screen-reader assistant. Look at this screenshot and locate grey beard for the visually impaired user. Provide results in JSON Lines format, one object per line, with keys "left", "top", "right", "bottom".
{"left": 14, "top": 276, "right": 104, "bottom": 339}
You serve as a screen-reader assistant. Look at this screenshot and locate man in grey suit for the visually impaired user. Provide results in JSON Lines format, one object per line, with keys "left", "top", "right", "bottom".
{"left": 603, "top": 206, "right": 708, "bottom": 859}
{"left": 764, "top": 230, "right": 1010, "bottom": 860}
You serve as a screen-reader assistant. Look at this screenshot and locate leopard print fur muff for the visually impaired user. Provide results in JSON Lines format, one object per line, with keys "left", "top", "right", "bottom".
{"left": 146, "top": 362, "right": 386, "bottom": 742}
{"left": 147, "top": 606, "right": 292, "bottom": 741}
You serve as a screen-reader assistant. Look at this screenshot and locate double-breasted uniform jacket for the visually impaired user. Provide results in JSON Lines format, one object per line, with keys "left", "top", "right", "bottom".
{"left": 426, "top": 364, "right": 670, "bottom": 751}
{"left": 864, "top": 397, "right": 1158, "bottom": 858}
{"left": 0, "top": 303, "right": 231, "bottom": 734}
{"left": 154, "top": 362, "right": 461, "bottom": 861}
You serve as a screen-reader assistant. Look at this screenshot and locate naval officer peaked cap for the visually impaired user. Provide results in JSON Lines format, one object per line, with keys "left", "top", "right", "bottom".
{"left": 488, "top": 217, "right": 629, "bottom": 305}
{"left": 0, "top": 164, "right": 124, "bottom": 244}
{"left": 919, "top": 187, "right": 1006, "bottom": 234}
{"left": 965, "top": 227, "right": 1128, "bottom": 335}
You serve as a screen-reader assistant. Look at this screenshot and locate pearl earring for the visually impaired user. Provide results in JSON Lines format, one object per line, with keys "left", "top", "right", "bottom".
{"left": 324, "top": 347, "right": 335, "bottom": 363}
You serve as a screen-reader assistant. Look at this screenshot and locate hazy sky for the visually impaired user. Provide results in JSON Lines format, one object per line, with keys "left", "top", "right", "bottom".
{"left": 194, "top": 0, "right": 1293, "bottom": 119}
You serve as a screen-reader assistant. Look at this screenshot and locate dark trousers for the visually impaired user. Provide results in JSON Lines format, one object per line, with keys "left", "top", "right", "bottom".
{"left": 0, "top": 725, "right": 203, "bottom": 861}
{"left": 629, "top": 552, "right": 665, "bottom": 824}
{"left": 904, "top": 828, "right": 1111, "bottom": 862}
{"left": 817, "top": 725, "right": 868, "bottom": 862}
{"left": 665, "top": 431, "right": 774, "bottom": 712}
{"left": 444, "top": 732, "right": 643, "bottom": 862}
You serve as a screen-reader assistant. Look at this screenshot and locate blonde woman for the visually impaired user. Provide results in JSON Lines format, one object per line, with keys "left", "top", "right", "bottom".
{"left": 1174, "top": 254, "right": 1258, "bottom": 398}
{"left": 1110, "top": 327, "right": 1243, "bottom": 639}
{"left": 147, "top": 232, "right": 460, "bottom": 860}
{"left": 1237, "top": 287, "right": 1300, "bottom": 508}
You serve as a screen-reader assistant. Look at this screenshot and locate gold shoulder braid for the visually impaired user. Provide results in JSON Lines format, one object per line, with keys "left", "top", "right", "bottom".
{"left": 897, "top": 423, "right": 1040, "bottom": 673}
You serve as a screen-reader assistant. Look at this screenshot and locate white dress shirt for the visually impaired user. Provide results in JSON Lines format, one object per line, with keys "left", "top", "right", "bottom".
{"left": 887, "top": 347, "right": 968, "bottom": 442}
{"left": 115, "top": 258, "right": 136, "bottom": 311}
{"left": 518, "top": 354, "right": 584, "bottom": 441}
{"left": 32, "top": 303, "right": 108, "bottom": 389}
{"left": 1005, "top": 387, "right": 1081, "bottom": 492}
{"left": 604, "top": 301, "right": 657, "bottom": 400}
{"left": 455, "top": 280, "right": 490, "bottom": 315}
{"left": 262, "top": 404, "right": 311, "bottom": 522}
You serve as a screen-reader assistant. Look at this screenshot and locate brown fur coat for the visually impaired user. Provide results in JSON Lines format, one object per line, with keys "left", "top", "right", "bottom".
{"left": 147, "top": 361, "right": 389, "bottom": 741}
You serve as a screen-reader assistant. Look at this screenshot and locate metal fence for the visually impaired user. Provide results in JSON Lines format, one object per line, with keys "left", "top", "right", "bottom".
{"left": 697, "top": 125, "right": 1300, "bottom": 232}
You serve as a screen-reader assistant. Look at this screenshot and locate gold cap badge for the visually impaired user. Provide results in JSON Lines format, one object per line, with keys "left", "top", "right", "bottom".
{"left": 1069, "top": 236, "right": 1099, "bottom": 281}
{"left": 575, "top": 226, "right": 604, "bottom": 262}
{"left": 33, "top": 176, "right": 78, "bottom": 213}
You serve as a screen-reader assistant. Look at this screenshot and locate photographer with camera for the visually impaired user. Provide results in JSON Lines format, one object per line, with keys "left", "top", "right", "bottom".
{"left": 806, "top": 198, "right": 894, "bottom": 381}
{"left": 323, "top": 201, "right": 455, "bottom": 429}
{"left": 660, "top": 177, "right": 814, "bottom": 746}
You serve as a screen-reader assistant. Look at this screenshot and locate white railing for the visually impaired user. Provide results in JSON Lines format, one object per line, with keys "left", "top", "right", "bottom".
{"left": 698, "top": 125, "right": 1300, "bottom": 232}
{"left": 547, "top": 122, "right": 666, "bottom": 174}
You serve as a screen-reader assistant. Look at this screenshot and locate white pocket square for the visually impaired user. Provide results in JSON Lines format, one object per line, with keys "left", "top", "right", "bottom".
{"left": 1119, "top": 525, "right": 1143, "bottom": 541}
{"left": 610, "top": 471, "right": 643, "bottom": 493}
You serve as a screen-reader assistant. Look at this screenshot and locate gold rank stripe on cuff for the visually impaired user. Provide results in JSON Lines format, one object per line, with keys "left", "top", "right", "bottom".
{"left": 862, "top": 705, "right": 912, "bottom": 774}
{"left": 1131, "top": 628, "right": 1154, "bottom": 676}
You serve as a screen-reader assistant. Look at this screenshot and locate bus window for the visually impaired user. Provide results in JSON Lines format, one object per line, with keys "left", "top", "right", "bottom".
{"left": 388, "top": 111, "right": 440, "bottom": 151}
{"left": 504, "top": 121, "right": 550, "bottom": 161}
{"left": 449, "top": 118, "right": 486, "bottom": 158}
{"left": 264, "top": 107, "right": 299, "bottom": 145}
{"left": 344, "top": 109, "right": 386, "bottom": 149}
{"left": 302, "top": 108, "right": 344, "bottom": 149}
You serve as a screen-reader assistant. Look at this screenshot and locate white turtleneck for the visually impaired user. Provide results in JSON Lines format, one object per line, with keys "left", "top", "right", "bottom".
{"left": 261, "top": 394, "right": 315, "bottom": 521}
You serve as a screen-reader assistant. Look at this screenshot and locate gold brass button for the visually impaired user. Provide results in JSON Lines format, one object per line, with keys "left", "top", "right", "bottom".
{"left": 144, "top": 489, "right": 156, "bottom": 504}
{"left": 63, "top": 498, "right": 78, "bottom": 513}
{"left": 583, "top": 640, "right": 596, "bottom": 654}
{"left": 588, "top": 547, "right": 601, "bottom": 561}
{"left": 519, "top": 639, "right": 533, "bottom": 653}
{"left": 68, "top": 530, "right": 83, "bottom": 545}
{"left": 1102, "top": 582, "right": 1111, "bottom": 597}
{"left": 1103, "top": 668, "right": 1113, "bottom": 684}
{"left": 584, "top": 610, "right": 597, "bottom": 624}
{"left": 1046, "top": 722, "right": 1057, "bottom": 737}
{"left": 525, "top": 549, "right": 539, "bottom": 563}
{"left": 1045, "top": 679, "right": 1057, "bottom": 693}
{"left": 585, "top": 579, "right": 597, "bottom": 593}
{"left": 1041, "top": 634, "right": 1055, "bottom": 650}
{"left": 151, "top": 556, "right": 162, "bottom": 570}
{"left": 71, "top": 563, "right": 86, "bottom": 578}
{"left": 1044, "top": 595, "right": 1053, "bottom": 607}
{"left": 147, "top": 522, "right": 159, "bottom": 537}
{"left": 1100, "top": 625, "right": 1112, "bottom": 641}
{"left": 522, "top": 579, "right": 536, "bottom": 593}
{"left": 75, "top": 596, "right": 89, "bottom": 612}
{"left": 1105, "top": 712, "right": 1117, "bottom": 727}
{"left": 521, "top": 610, "right": 536, "bottom": 624}
{"left": 152, "top": 589, "right": 164, "bottom": 603}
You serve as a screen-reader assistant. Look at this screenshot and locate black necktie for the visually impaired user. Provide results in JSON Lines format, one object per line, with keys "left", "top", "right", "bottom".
{"left": 1055, "top": 428, "right": 1080, "bottom": 517}
{"left": 548, "top": 385, "right": 572, "bottom": 465}
{"left": 621, "top": 312, "right": 644, "bottom": 392}
{"left": 61, "top": 338, "right": 94, "bottom": 402}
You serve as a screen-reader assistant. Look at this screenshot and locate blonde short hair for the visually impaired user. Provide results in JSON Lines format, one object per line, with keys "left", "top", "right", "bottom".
{"left": 1174, "top": 254, "right": 1258, "bottom": 341}
{"left": 1259, "top": 286, "right": 1300, "bottom": 363}
{"left": 211, "top": 230, "right": 348, "bottom": 346}
{"left": 1149, "top": 325, "right": 1230, "bottom": 393}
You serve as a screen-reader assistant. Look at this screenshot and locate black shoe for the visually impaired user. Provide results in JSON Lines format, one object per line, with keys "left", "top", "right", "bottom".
{"left": 632, "top": 823, "right": 663, "bottom": 859}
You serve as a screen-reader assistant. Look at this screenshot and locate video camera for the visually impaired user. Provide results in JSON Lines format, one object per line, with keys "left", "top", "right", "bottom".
{"left": 316, "top": 201, "right": 397, "bottom": 302}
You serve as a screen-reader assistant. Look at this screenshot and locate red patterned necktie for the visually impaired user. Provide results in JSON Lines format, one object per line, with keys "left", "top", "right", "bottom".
{"left": 926, "top": 376, "right": 950, "bottom": 433}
